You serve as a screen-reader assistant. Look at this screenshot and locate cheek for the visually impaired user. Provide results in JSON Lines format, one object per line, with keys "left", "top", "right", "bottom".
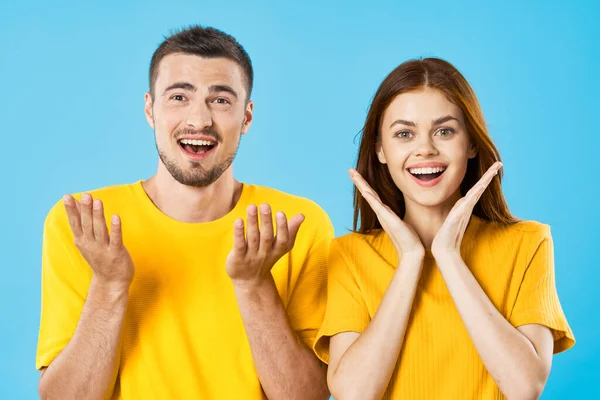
{"left": 381, "top": 141, "right": 410, "bottom": 170}
{"left": 440, "top": 141, "right": 470, "bottom": 189}
{"left": 443, "top": 140, "right": 471, "bottom": 168}
{"left": 154, "top": 109, "right": 182, "bottom": 135}
{"left": 215, "top": 109, "right": 243, "bottom": 128}
{"left": 380, "top": 141, "right": 412, "bottom": 188}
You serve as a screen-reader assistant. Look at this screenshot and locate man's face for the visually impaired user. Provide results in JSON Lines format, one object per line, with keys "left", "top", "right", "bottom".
{"left": 144, "top": 53, "right": 253, "bottom": 187}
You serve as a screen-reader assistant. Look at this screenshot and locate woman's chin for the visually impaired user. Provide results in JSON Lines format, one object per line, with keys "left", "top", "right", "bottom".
{"left": 403, "top": 189, "right": 459, "bottom": 210}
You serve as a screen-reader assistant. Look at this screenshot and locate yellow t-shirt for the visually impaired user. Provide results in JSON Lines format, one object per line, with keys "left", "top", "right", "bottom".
{"left": 37, "top": 181, "right": 333, "bottom": 399}
{"left": 314, "top": 215, "right": 574, "bottom": 399}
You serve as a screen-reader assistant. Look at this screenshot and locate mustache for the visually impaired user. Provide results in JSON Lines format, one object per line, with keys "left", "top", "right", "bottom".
{"left": 175, "top": 127, "right": 223, "bottom": 143}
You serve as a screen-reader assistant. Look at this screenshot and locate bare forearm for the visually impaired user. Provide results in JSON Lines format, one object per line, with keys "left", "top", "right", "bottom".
{"left": 436, "top": 252, "right": 546, "bottom": 399}
{"left": 331, "top": 254, "right": 423, "bottom": 400}
{"left": 233, "top": 276, "right": 328, "bottom": 400}
{"left": 39, "top": 277, "right": 128, "bottom": 400}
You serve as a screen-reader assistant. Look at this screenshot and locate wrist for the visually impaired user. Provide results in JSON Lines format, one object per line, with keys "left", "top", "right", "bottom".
{"left": 431, "top": 248, "right": 462, "bottom": 264}
{"left": 401, "top": 248, "right": 425, "bottom": 261}
{"left": 231, "top": 275, "right": 277, "bottom": 297}
{"left": 91, "top": 275, "right": 131, "bottom": 299}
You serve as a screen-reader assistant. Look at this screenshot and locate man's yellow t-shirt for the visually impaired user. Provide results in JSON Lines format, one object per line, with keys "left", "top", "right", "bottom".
{"left": 314, "top": 215, "right": 574, "bottom": 399}
{"left": 37, "top": 181, "right": 333, "bottom": 399}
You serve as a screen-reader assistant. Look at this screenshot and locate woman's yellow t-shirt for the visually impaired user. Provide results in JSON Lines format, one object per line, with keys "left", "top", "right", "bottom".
{"left": 314, "top": 215, "right": 574, "bottom": 399}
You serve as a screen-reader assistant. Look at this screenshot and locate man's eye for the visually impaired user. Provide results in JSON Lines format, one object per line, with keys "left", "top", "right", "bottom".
{"left": 214, "top": 98, "right": 230, "bottom": 104}
{"left": 172, "top": 95, "right": 185, "bottom": 101}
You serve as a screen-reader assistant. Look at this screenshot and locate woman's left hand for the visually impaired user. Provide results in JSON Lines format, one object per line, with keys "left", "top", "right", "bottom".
{"left": 431, "top": 162, "right": 503, "bottom": 258}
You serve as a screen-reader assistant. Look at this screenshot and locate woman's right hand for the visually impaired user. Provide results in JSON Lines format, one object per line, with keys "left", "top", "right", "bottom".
{"left": 349, "top": 169, "right": 424, "bottom": 258}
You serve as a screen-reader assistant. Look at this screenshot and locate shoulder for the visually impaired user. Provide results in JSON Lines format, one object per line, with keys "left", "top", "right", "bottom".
{"left": 478, "top": 217, "right": 550, "bottom": 240}
{"left": 474, "top": 216, "right": 552, "bottom": 258}
{"left": 334, "top": 230, "right": 384, "bottom": 249}
{"left": 331, "top": 230, "right": 392, "bottom": 261}
{"left": 247, "top": 184, "right": 332, "bottom": 228}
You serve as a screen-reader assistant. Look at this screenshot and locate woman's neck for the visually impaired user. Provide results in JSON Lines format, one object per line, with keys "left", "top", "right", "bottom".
{"left": 402, "top": 191, "right": 461, "bottom": 248}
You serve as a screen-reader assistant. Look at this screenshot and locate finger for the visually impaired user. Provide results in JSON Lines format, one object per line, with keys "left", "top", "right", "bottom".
{"left": 246, "top": 204, "right": 260, "bottom": 252}
{"left": 232, "top": 218, "right": 247, "bottom": 253}
{"left": 274, "top": 211, "right": 289, "bottom": 253}
{"left": 259, "top": 203, "right": 274, "bottom": 253}
{"left": 351, "top": 175, "right": 392, "bottom": 220}
{"left": 285, "top": 214, "right": 305, "bottom": 251}
{"left": 92, "top": 199, "right": 109, "bottom": 244}
{"left": 349, "top": 169, "right": 382, "bottom": 201}
{"left": 109, "top": 215, "right": 123, "bottom": 248}
{"left": 465, "top": 162, "right": 503, "bottom": 205}
{"left": 80, "top": 193, "right": 95, "bottom": 241}
{"left": 63, "top": 195, "right": 83, "bottom": 238}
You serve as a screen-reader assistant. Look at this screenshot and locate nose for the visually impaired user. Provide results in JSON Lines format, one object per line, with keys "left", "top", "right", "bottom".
{"left": 413, "top": 135, "right": 439, "bottom": 158}
{"left": 185, "top": 101, "right": 212, "bottom": 130}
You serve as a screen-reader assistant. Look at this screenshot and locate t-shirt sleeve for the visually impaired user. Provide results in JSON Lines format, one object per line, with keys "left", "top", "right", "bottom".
{"left": 313, "top": 238, "right": 370, "bottom": 364}
{"left": 285, "top": 206, "right": 334, "bottom": 351}
{"left": 508, "top": 226, "right": 575, "bottom": 354}
{"left": 36, "top": 200, "right": 92, "bottom": 370}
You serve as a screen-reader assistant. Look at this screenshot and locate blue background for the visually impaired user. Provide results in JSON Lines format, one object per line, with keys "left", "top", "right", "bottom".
{"left": 1, "top": 0, "right": 598, "bottom": 398}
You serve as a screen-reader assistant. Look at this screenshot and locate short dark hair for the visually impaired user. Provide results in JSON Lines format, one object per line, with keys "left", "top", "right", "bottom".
{"left": 149, "top": 25, "right": 253, "bottom": 100}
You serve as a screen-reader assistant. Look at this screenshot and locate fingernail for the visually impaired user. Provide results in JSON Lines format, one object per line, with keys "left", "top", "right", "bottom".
{"left": 260, "top": 203, "right": 270, "bottom": 214}
{"left": 63, "top": 195, "right": 70, "bottom": 204}
{"left": 112, "top": 215, "right": 119, "bottom": 224}
{"left": 276, "top": 211, "right": 285, "bottom": 219}
{"left": 93, "top": 199, "right": 101, "bottom": 210}
{"left": 82, "top": 194, "right": 91, "bottom": 204}
{"left": 235, "top": 219, "right": 244, "bottom": 228}
{"left": 248, "top": 205, "right": 257, "bottom": 215}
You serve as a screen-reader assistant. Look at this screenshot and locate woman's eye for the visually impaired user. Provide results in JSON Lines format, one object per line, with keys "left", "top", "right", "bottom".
{"left": 437, "top": 128, "right": 454, "bottom": 137}
{"left": 395, "top": 131, "right": 413, "bottom": 139}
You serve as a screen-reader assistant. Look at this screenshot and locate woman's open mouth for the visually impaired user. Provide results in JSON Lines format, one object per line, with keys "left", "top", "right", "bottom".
{"left": 407, "top": 166, "right": 447, "bottom": 187}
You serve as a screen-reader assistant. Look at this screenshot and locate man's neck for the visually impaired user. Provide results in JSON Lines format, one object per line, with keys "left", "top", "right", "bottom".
{"left": 142, "top": 165, "right": 243, "bottom": 224}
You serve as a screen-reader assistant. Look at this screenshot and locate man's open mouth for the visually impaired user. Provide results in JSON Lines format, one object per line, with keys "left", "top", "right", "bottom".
{"left": 178, "top": 139, "right": 217, "bottom": 155}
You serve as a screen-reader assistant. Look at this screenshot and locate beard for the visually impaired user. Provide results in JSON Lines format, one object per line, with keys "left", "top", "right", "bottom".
{"left": 155, "top": 126, "right": 241, "bottom": 187}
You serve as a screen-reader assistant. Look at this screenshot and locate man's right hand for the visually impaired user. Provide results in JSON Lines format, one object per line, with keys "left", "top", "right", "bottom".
{"left": 63, "top": 193, "right": 134, "bottom": 289}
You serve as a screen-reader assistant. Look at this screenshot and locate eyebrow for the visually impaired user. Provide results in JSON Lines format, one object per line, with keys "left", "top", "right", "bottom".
{"left": 209, "top": 84, "right": 238, "bottom": 99}
{"left": 390, "top": 119, "right": 416, "bottom": 128}
{"left": 432, "top": 115, "right": 459, "bottom": 125}
{"left": 389, "top": 115, "right": 459, "bottom": 129}
{"left": 163, "top": 82, "right": 197, "bottom": 94}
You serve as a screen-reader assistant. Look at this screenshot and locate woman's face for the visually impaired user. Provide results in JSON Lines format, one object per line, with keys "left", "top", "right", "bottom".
{"left": 377, "top": 87, "right": 477, "bottom": 209}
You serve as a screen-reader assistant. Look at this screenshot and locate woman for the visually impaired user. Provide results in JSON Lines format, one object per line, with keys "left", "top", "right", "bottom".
{"left": 314, "top": 58, "right": 574, "bottom": 399}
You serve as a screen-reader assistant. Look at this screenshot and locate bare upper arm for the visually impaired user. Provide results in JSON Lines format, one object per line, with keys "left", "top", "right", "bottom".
{"left": 516, "top": 324, "right": 554, "bottom": 380}
{"left": 327, "top": 331, "right": 360, "bottom": 381}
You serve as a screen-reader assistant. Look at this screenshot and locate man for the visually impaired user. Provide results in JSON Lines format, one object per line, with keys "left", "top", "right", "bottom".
{"left": 36, "top": 25, "right": 332, "bottom": 400}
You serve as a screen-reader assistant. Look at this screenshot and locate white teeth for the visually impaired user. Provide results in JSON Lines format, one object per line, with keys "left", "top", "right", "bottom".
{"left": 408, "top": 166, "right": 446, "bottom": 175}
{"left": 180, "top": 139, "right": 215, "bottom": 146}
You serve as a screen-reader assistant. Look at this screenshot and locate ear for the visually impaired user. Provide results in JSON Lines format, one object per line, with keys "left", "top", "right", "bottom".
{"left": 375, "top": 139, "right": 387, "bottom": 164}
{"left": 144, "top": 92, "right": 155, "bottom": 129}
{"left": 467, "top": 142, "right": 478, "bottom": 159}
{"left": 241, "top": 100, "right": 254, "bottom": 135}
